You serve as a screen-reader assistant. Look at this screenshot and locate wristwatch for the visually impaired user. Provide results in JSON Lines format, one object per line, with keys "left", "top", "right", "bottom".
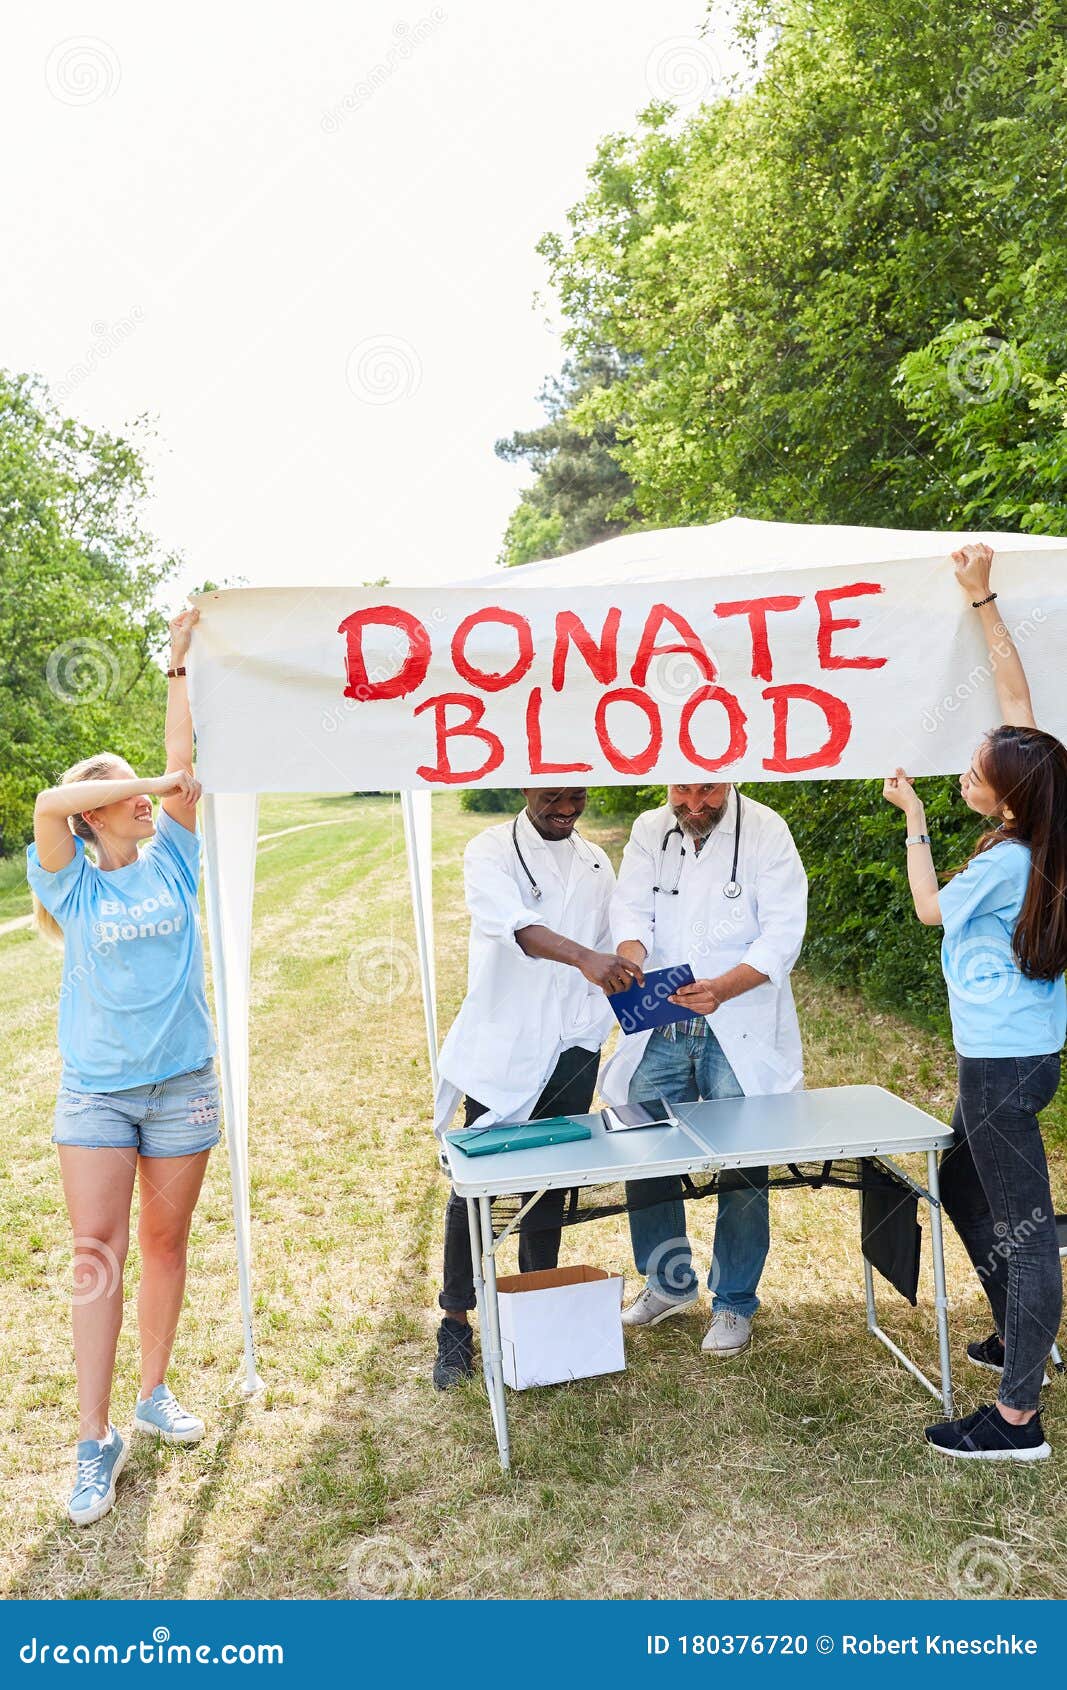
{"left": 905, "top": 832, "right": 931, "bottom": 847}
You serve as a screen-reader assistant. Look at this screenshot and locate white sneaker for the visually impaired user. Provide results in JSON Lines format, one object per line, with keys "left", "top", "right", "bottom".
{"left": 701, "top": 1309, "right": 752, "bottom": 1355}
{"left": 133, "top": 1384, "right": 205, "bottom": 1445}
{"left": 67, "top": 1427, "right": 128, "bottom": 1526}
{"left": 621, "top": 1285, "right": 698, "bottom": 1327}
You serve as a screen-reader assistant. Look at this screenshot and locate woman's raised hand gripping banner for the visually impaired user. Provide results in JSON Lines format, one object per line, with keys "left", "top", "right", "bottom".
{"left": 188, "top": 519, "right": 1067, "bottom": 792}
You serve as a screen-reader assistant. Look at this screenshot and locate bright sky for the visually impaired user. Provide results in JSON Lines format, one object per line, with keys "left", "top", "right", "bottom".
{"left": 1, "top": 2, "right": 744, "bottom": 601}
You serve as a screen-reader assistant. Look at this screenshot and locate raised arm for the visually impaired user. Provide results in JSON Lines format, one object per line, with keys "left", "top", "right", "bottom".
{"left": 951, "top": 543, "right": 1037, "bottom": 729}
{"left": 33, "top": 773, "right": 193, "bottom": 873}
{"left": 162, "top": 609, "right": 201, "bottom": 830}
{"left": 883, "top": 769, "right": 941, "bottom": 926}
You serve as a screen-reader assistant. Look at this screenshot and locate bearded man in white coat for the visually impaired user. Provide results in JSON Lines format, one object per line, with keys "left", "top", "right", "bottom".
{"left": 431, "top": 786, "right": 641, "bottom": 1389}
{"left": 602, "top": 781, "right": 807, "bottom": 1355}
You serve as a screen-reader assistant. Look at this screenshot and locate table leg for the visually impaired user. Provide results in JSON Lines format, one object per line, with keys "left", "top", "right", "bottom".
{"left": 862, "top": 1248, "right": 877, "bottom": 1331}
{"left": 859, "top": 1169, "right": 948, "bottom": 1407}
{"left": 466, "top": 1198, "right": 490, "bottom": 1392}
{"left": 926, "top": 1147, "right": 954, "bottom": 1419}
{"left": 478, "top": 1194, "right": 511, "bottom": 1472}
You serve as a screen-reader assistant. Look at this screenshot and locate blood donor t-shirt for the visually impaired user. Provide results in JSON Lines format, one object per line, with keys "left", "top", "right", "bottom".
{"left": 27, "top": 808, "right": 216, "bottom": 1092}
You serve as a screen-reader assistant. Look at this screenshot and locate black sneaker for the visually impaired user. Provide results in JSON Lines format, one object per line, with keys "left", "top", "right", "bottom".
{"left": 967, "top": 1332, "right": 1050, "bottom": 1386}
{"left": 967, "top": 1332, "right": 1006, "bottom": 1372}
{"left": 432, "top": 1318, "right": 474, "bottom": 1390}
{"left": 925, "top": 1402, "right": 1051, "bottom": 1462}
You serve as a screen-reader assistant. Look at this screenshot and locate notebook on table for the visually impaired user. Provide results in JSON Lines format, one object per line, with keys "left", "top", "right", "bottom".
{"left": 447, "top": 1116, "right": 593, "bottom": 1158}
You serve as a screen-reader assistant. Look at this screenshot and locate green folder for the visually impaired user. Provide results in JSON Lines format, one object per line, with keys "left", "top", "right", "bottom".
{"left": 447, "top": 1116, "right": 592, "bottom": 1157}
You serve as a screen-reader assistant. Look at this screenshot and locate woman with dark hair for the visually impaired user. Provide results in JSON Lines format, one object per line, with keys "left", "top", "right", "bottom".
{"left": 884, "top": 544, "right": 1066, "bottom": 1461}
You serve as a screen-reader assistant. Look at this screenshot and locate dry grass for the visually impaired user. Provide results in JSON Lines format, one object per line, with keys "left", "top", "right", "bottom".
{"left": 1, "top": 791, "right": 1066, "bottom": 1601}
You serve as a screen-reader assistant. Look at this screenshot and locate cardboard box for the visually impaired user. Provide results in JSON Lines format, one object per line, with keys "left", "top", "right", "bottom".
{"left": 495, "top": 1265, "right": 625, "bottom": 1390}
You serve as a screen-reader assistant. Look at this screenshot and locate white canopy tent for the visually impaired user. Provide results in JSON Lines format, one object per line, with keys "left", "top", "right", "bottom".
{"left": 189, "top": 518, "right": 1067, "bottom": 1390}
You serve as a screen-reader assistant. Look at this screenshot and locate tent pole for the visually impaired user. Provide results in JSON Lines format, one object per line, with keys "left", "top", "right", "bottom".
{"left": 400, "top": 789, "right": 439, "bottom": 1094}
{"left": 202, "top": 792, "right": 264, "bottom": 1398}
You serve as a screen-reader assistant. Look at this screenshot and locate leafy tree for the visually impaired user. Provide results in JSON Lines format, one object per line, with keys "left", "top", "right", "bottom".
{"left": 539, "top": 0, "right": 1067, "bottom": 534}
{"left": 459, "top": 788, "right": 524, "bottom": 815}
{"left": 495, "top": 351, "right": 638, "bottom": 565}
{"left": 516, "top": 0, "right": 1067, "bottom": 1033}
{"left": 0, "top": 371, "right": 176, "bottom": 852}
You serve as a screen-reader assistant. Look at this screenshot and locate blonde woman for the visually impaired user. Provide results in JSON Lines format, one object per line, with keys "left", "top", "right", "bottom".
{"left": 28, "top": 610, "right": 219, "bottom": 1524}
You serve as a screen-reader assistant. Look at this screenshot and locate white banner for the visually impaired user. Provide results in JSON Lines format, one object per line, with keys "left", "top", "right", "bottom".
{"left": 189, "top": 530, "right": 1067, "bottom": 792}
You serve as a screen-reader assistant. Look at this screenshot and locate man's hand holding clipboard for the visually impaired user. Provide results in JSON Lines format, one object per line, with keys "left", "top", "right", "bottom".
{"left": 607, "top": 962, "right": 706, "bottom": 1036}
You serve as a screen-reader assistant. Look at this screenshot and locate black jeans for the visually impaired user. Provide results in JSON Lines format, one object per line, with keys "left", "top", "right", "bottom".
{"left": 939, "top": 1052, "right": 1062, "bottom": 1411}
{"left": 439, "top": 1044, "right": 600, "bottom": 1314}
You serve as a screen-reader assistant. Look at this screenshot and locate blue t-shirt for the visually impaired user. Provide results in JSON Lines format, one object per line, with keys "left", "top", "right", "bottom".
{"left": 940, "top": 838, "right": 1066, "bottom": 1058}
{"left": 27, "top": 808, "right": 216, "bottom": 1093}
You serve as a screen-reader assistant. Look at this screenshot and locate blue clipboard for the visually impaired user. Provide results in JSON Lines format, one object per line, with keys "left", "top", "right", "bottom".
{"left": 608, "top": 963, "right": 700, "bottom": 1036}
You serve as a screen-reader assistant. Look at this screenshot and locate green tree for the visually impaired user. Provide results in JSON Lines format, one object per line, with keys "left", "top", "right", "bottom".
{"left": 495, "top": 351, "right": 638, "bottom": 565}
{"left": 539, "top": 0, "right": 1067, "bottom": 534}
{"left": 517, "top": 0, "right": 1067, "bottom": 1030}
{"left": 0, "top": 371, "right": 176, "bottom": 852}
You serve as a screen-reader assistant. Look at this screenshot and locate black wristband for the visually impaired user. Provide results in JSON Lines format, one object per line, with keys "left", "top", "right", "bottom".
{"left": 972, "top": 592, "right": 997, "bottom": 609}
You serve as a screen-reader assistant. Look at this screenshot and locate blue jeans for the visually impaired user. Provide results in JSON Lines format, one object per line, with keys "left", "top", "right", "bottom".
{"left": 625, "top": 1028, "right": 769, "bottom": 1315}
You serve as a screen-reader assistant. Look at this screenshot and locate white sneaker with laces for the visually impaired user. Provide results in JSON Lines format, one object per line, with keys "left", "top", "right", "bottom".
{"left": 621, "top": 1285, "right": 698, "bottom": 1327}
{"left": 67, "top": 1427, "right": 127, "bottom": 1526}
{"left": 133, "top": 1384, "right": 205, "bottom": 1445}
{"left": 701, "top": 1309, "right": 752, "bottom": 1355}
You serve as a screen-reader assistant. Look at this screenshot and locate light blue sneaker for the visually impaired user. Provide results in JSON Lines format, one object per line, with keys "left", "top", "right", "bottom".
{"left": 68, "top": 1426, "right": 127, "bottom": 1526}
{"left": 133, "top": 1384, "right": 204, "bottom": 1446}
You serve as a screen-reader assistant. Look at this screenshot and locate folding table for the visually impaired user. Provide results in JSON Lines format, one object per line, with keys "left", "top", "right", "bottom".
{"left": 444, "top": 1084, "right": 956, "bottom": 1471}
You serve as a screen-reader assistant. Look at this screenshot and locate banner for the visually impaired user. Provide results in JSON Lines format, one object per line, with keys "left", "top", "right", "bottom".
{"left": 189, "top": 529, "right": 1067, "bottom": 792}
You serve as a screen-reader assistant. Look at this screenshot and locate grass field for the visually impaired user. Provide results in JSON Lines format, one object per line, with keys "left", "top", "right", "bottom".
{"left": 2, "top": 792, "right": 1065, "bottom": 1600}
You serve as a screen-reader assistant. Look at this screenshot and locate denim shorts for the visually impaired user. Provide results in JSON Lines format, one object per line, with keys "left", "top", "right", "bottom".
{"left": 53, "top": 1059, "right": 222, "bottom": 1158}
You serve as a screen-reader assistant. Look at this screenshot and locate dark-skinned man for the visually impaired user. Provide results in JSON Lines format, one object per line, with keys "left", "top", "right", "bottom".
{"left": 431, "top": 787, "right": 641, "bottom": 1388}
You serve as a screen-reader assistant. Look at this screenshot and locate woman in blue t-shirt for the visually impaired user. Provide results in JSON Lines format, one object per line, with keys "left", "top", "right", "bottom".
{"left": 885, "top": 544, "right": 1067, "bottom": 1463}
{"left": 28, "top": 610, "right": 220, "bottom": 1525}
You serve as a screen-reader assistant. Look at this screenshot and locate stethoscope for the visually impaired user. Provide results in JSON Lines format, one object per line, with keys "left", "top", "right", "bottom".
{"left": 512, "top": 814, "right": 602, "bottom": 902}
{"left": 653, "top": 793, "right": 744, "bottom": 901}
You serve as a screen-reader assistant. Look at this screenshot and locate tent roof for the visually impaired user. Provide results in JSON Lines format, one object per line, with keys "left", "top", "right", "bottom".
{"left": 455, "top": 516, "right": 1064, "bottom": 590}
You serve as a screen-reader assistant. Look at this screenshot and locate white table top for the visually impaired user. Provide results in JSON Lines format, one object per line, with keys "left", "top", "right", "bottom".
{"left": 444, "top": 1084, "right": 953, "bottom": 1198}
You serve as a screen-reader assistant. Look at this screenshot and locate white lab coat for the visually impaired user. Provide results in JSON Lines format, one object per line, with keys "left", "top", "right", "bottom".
{"left": 433, "top": 810, "right": 617, "bottom": 1137}
{"left": 599, "top": 787, "right": 807, "bottom": 1104}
